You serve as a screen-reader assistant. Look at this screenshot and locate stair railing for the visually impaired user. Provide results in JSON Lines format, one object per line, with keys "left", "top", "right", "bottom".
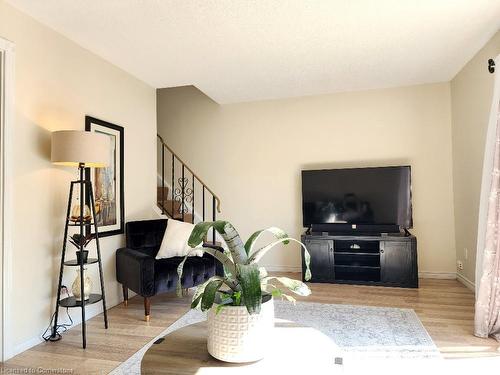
{"left": 157, "top": 134, "right": 221, "bottom": 243}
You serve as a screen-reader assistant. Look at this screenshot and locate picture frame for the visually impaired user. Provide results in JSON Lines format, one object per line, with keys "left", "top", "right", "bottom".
{"left": 85, "top": 116, "right": 124, "bottom": 237}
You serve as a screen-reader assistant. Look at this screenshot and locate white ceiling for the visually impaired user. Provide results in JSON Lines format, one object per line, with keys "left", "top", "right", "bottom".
{"left": 6, "top": 0, "right": 500, "bottom": 103}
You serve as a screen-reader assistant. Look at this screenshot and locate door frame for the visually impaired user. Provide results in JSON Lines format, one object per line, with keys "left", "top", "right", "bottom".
{"left": 0, "top": 36, "right": 15, "bottom": 361}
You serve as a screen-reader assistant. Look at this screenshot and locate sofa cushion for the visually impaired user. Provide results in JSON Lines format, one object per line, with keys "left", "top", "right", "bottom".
{"left": 126, "top": 219, "right": 168, "bottom": 257}
{"left": 154, "top": 255, "right": 217, "bottom": 295}
{"left": 156, "top": 219, "right": 203, "bottom": 259}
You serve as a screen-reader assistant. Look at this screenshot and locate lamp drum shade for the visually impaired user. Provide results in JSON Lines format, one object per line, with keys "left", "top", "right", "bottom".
{"left": 51, "top": 130, "right": 110, "bottom": 168}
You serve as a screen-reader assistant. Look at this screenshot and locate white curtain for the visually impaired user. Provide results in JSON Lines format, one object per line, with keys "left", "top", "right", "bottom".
{"left": 475, "top": 54, "right": 500, "bottom": 340}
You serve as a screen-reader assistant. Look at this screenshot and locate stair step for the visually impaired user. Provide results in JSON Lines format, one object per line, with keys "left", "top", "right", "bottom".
{"left": 157, "top": 201, "right": 194, "bottom": 223}
{"left": 157, "top": 187, "right": 170, "bottom": 201}
{"left": 157, "top": 200, "right": 185, "bottom": 218}
{"left": 157, "top": 199, "right": 183, "bottom": 211}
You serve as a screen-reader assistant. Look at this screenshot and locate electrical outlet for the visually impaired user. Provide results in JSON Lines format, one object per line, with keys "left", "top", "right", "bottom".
{"left": 464, "top": 248, "right": 468, "bottom": 260}
{"left": 457, "top": 260, "right": 464, "bottom": 270}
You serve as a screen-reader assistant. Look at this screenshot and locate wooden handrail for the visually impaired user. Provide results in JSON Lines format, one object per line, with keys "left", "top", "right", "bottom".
{"left": 157, "top": 134, "right": 221, "bottom": 213}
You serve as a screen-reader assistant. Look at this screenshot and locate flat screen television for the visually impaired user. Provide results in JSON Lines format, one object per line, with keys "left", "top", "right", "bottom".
{"left": 302, "top": 166, "right": 412, "bottom": 229}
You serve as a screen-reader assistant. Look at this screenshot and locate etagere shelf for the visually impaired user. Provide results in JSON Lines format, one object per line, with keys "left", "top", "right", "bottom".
{"left": 51, "top": 165, "right": 108, "bottom": 348}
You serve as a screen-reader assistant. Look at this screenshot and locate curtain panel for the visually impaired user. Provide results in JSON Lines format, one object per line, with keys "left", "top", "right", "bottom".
{"left": 475, "top": 54, "right": 500, "bottom": 340}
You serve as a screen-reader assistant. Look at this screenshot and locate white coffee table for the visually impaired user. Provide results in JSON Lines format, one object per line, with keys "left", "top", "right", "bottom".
{"left": 141, "top": 319, "right": 343, "bottom": 374}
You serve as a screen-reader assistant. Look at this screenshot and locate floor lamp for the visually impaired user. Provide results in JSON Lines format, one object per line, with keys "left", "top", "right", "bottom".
{"left": 50, "top": 130, "right": 110, "bottom": 348}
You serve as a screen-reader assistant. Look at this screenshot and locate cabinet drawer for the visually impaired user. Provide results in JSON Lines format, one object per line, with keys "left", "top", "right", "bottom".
{"left": 334, "top": 240, "right": 380, "bottom": 253}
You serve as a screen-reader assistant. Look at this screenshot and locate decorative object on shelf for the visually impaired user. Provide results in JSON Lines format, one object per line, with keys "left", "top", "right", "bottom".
{"left": 70, "top": 200, "right": 92, "bottom": 223}
{"left": 85, "top": 116, "right": 124, "bottom": 237}
{"left": 50, "top": 130, "right": 110, "bottom": 348}
{"left": 72, "top": 268, "right": 93, "bottom": 301}
{"left": 75, "top": 250, "right": 89, "bottom": 264}
{"left": 177, "top": 221, "right": 312, "bottom": 363}
{"left": 68, "top": 233, "right": 94, "bottom": 264}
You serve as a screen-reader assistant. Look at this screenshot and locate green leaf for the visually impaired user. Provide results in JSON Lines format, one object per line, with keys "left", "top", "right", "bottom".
{"left": 244, "top": 227, "right": 289, "bottom": 255}
{"left": 222, "top": 248, "right": 235, "bottom": 278}
{"left": 258, "top": 267, "right": 268, "bottom": 279}
{"left": 220, "top": 292, "right": 232, "bottom": 301}
{"left": 281, "top": 293, "right": 297, "bottom": 303}
{"left": 176, "top": 251, "right": 191, "bottom": 297}
{"left": 303, "top": 245, "right": 312, "bottom": 281}
{"left": 263, "top": 276, "right": 311, "bottom": 296}
{"left": 261, "top": 284, "right": 296, "bottom": 303}
{"left": 219, "top": 222, "right": 248, "bottom": 264}
{"left": 247, "top": 237, "right": 312, "bottom": 282}
{"left": 190, "top": 275, "right": 237, "bottom": 309}
{"left": 177, "top": 247, "right": 239, "bottom": 297}
{"left": 215, "top": 298, "right": 233, "bottom": 315}
{"left": 191, "top": 280, "right": 212, "bottom": 307}
{"left": 233, "top": 291, "right": 242, "bottom": 306}
{"left": 191, "top": 293, "right": 203, "bottom": 309}
{"left": 187, "top": 221, "right": 225, "bottom": 247}
{"left": 201, "top": 280, "right": 223, "bottom": 311}
{"left": 271, "top": 288, "right": 283, "bottom": 298}
{"left": 187, "top": 221, "right": 248, "bottom": 265}
{"left": 237, "top": 264, "right": 262, "bottom": 314}
{"left": 200, "top": 247, "right": 238, "bottom": 279}
{"left": 218, "top": 294, "right": 234, "bottom": 306}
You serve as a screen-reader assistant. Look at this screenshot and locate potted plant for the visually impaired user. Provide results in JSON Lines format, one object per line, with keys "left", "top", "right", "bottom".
{"left": 177, "top": 220, "right": 311, "bottom": 363}
{"left": 68, "top": 233, "right": 94, "bottom": 263}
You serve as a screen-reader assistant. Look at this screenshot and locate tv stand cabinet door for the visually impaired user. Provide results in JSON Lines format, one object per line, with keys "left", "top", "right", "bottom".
{"left": 380, "top": 241, "right": 416, "bottom": 287}
{"left": 303, "top": 238, "right": 333, "bottom": 282}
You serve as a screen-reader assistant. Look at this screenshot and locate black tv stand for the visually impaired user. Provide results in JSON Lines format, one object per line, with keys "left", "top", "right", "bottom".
{"left": 301, "top": 230, "right": 418, "bottom": 288}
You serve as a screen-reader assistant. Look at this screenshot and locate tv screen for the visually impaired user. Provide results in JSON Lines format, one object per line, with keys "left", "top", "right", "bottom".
{"left": 302, "top": 166, "right": 412, "bottom": 228}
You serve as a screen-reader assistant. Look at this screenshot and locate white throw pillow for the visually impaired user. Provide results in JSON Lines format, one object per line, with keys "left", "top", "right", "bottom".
{"left": 155, "top": 219, "right": 204, "bottom": 259}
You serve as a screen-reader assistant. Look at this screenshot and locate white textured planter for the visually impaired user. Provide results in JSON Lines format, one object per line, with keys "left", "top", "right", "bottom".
{"left": 207, "top": 297, "right": 274, "bottom": 363}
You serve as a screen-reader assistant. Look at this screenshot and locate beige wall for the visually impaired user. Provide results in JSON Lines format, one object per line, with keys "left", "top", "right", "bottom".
{"left": 450, "top": 31, "right": 500, "bottom": 286}
{"left": 0, "top": 1, "right": 156, "bottom": 356}
{"left": 157, "top": 83, "right": 457, "bottom": 276}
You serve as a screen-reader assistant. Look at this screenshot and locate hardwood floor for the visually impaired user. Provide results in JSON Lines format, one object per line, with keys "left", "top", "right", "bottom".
{"left": 2, "top": 276, "right": 499, "bottom": 374}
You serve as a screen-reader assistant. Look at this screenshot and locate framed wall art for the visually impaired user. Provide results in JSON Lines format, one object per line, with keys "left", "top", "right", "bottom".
{"left": 85, "top": 116, "right": 124, "bottom": 237}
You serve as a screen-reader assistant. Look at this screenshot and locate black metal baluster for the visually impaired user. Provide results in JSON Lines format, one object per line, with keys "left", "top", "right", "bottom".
{"left": 161, "top": 145, "right": 165, "bottom": 214}
{"left": 202, "top": 186, "right": 205, "bottom": 222}
{"left": 191, "top": 174, "right": 195, "bottom": 224}
{"left": 171, "top": 154, "right": 174, "bottom": 217}
{"left": 156, "top": 135, "right": 220, "bottom": 226}
{"left": 212, "top": 196, "right": 216, "bottom": 244}
{"left": 182, "top": 164, "right": 185, "bottom": 222}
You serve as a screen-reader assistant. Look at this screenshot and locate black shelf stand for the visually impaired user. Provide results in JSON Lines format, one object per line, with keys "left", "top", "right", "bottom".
{"left": 51, "top": 164, "right": 108, "bottom": 348}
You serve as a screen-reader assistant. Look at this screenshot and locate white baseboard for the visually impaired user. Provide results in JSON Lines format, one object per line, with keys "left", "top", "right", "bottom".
{"left": 10, "top": 294, "right": 122, "bottom": 359}
{"left": 456, "top": 273, "right": 476, "bottom": 292}
{"left": 263, "top": 265, "right": 301, "bottom": 273}
{"left": 262, "top": 267, "right": 460, "bottom": 280}
{"left": 12, "top": 336, "right": 44, "bottom": 358}
{"left": 418, "top": 271, "right": 456, "bottom": 279}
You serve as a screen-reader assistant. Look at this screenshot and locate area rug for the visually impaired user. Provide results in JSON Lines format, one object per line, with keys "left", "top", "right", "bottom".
{"left": 110, "top": 301, "right": 440, "bottom": 374}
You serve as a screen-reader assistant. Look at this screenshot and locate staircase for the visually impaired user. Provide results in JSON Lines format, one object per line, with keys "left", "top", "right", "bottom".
{"left": 157, "top": 134, "right": 221, "bottom": 242}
